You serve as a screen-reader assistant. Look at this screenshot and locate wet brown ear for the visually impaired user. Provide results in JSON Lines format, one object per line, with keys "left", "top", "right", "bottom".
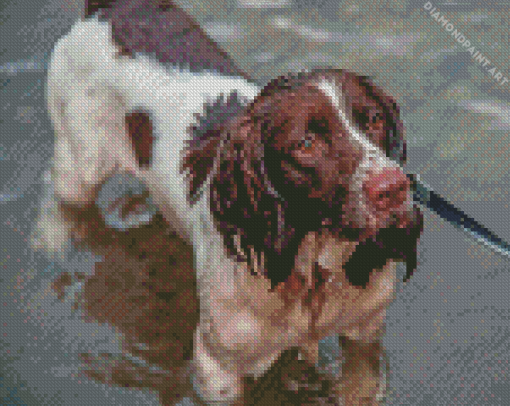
{"left": 208, "top": 112, "right": 315, "bottom": 290}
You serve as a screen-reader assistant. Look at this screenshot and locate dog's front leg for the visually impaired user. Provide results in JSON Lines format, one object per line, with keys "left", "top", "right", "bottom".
{"left": 192, "top": 328, "right": 247, "bottom": 405}
{"left": 334, "top": 335, "right": 389, "bottom": 406}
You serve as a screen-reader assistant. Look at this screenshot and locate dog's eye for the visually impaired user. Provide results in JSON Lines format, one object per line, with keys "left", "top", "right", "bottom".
{"left": 295, "top": 117, "right": 329, "bottom": 153}
{"left": 354, "top": 109, "right": 384, "bottom": 131}
{"left": 370, "top": 111, "right": 383, "bottom": 123}
{"left": 298, "top": 136, "right": 316, "bottom": 153}
{"left": 369, "top": 112, "right": 384, "bottom": 131}
{"left": 307, "top": 117, "right": 329, "bottom": 135}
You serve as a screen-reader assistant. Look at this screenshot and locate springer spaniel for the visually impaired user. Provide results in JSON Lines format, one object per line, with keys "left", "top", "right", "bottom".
{"left": 31, "top": 1, "right": 423, "bottom": 404}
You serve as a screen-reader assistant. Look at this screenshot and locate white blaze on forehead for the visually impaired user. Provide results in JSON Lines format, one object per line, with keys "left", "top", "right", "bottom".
{"left": 316, "top": 78, "right": 399, "bottom": 172}
{"left": 317, "top": 78, "right": 346, "bottom": 115}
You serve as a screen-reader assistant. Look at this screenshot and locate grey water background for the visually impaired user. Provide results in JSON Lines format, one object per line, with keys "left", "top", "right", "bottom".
{"left": 1, "top": 0, "right": 509, "bottom": 404}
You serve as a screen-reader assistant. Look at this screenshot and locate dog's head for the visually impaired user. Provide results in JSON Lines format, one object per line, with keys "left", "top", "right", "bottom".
{"left": 182, "top": 69, "right": 423, "bottom": 289}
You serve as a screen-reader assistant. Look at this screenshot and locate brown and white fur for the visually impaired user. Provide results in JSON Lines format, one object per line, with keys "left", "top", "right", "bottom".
{"left": 31, "top": 1, "right": 423, "bottom": 404}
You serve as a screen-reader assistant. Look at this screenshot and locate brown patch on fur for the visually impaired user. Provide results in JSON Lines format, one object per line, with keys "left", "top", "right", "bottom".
{"left": 87, "top": 0, "right": 251, "bottom": 80}
{"left": 126, "top": 110, "right": 154, "bottom": 168}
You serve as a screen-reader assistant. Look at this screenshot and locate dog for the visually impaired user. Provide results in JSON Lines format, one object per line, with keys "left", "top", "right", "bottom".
{"left": 31, "top": 1, "right": 423, "bottom": 404}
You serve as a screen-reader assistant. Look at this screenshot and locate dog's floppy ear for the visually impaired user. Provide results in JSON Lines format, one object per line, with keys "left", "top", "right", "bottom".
{"left": 181, "top": 104, "right": 275, "bottom": 259}
{"left": 209, "top": 106, "right": 318, "bottom": 289}
{"left": 209, "top": 115, "right": 283, "bottom": 262}
{"left": 180, "top": 89, "right": 301, "bottom": 287}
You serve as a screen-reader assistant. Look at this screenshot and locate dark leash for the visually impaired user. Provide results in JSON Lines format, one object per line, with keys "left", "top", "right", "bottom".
{"left": 408, "top": 173, "right": 510, "bottom": 259}
{"left": 388, "top": 136, "right": 510, "bottom": 260}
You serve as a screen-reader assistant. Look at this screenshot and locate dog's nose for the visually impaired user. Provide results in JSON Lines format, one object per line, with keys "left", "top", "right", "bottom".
{"left": 364, "top": 168, "right": 410, "bottom": 211}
